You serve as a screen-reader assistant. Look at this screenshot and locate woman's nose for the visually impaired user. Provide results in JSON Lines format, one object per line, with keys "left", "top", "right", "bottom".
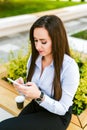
{"left": 35, "top": 42, "right": 42, "bottom": 50}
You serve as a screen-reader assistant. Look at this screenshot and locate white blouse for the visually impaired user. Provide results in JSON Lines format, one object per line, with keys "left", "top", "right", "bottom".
{"left": 27, "top": 54, "right": 80, "bottom": 115}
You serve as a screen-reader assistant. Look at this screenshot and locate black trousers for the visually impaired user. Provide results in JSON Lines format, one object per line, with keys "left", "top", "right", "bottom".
{"left": 0, "top": 100, "right": 72, "bottom": 130}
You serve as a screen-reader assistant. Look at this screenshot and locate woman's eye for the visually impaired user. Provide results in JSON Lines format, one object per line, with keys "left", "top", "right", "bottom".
{"left": 42, "top": 41, "right": 47, "bottom": 44}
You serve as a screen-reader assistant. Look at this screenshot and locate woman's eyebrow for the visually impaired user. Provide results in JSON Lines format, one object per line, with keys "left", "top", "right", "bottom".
{"left": 40, "top": 39, "right": 46, "bottom": 41}
{"left": 34, "top": 37, "right": 46, "bottom": 41}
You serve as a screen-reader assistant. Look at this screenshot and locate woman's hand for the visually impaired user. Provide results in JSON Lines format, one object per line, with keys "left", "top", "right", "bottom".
{"left": 25, "top": 82, "right": 41, "bottom": 99}
{"left": 13, "top": 77, "right": 24, "bottom": 94}
{"left": 14, "top": 77, "right": 24, "bottom": 85}
{"left": 14, "top": 80, "right": 41, "bottom": 100}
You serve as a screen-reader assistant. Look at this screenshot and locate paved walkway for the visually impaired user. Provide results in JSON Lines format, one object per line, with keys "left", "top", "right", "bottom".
{"left": 0, "top": 107, "right": 13, "bottom": 122}
{"left": 0, "top": 5, "right": 87, "bottom": 68}
{"left": 0, "top": 4, "right": 87, "bottom": 37}
{"left": 0, "top": 18, "right": 87, "bottom": 63}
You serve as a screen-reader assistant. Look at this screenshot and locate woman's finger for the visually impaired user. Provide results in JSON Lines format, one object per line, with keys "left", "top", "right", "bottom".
{"left": 16, "top": 77, "right": 24, "bottom": 84}
{"left": 25, "top": 82, "right": 33, "bottom": 86}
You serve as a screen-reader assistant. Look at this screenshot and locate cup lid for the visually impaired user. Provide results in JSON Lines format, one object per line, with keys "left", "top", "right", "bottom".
{"left": 15, "top": 95, "right": 25, "bottom": 102}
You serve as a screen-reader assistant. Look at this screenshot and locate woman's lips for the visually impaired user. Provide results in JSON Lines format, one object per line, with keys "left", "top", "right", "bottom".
{"left": 38, "top": 51, "right": 43, "bottom": 54}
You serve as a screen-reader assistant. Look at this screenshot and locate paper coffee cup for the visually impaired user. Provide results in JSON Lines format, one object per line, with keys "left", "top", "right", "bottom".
{"left": 15, "top": 95, "right": 25, "bottom": 109}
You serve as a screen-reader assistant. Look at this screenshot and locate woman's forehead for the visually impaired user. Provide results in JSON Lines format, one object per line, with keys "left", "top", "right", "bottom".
{"left": 34, "top": 27, "right": 50, "bottom": 39}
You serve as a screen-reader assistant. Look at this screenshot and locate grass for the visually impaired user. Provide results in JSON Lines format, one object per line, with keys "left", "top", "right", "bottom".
{"left": 72, "top": 30, "right": 87, "bottom": 40}
{"left": 0, "top": 0, "right": 86, "bottom": 18}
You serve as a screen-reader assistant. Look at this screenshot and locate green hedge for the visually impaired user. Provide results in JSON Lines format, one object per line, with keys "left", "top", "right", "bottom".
{"left": 6, "top": 49, "right": 87, "bottom": 115}
{"left": 71, "top": 51, "right": 87, "bottom": 115}
{"left": 6, "top": 46, "right": 31, "bottom": 82}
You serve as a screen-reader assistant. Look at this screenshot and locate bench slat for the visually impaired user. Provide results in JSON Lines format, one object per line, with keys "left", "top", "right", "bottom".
{"left": 79, "top": 109, "right": 87, "bottom": 128}
{"left": 71, "top": 114, "right": 81, "bottom": 127}
{"left": 0, "top": 85, "right": 29, "bottom": 116}
{"left": 67, "top": 122, "right": 83, "bottom": 130}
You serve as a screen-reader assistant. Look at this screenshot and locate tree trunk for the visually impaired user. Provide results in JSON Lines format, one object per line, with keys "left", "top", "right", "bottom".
{"left": 81, "top": 0, "right": 85, "bottom": 2}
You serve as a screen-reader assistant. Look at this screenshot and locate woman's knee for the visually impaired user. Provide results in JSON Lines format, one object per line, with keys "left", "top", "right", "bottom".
{"left": 0, "top": 117, "right": 18, "bottom": 130}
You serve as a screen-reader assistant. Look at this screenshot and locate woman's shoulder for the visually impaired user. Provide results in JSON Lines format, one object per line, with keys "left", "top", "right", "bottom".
{"left": 61, "top": 54, "right": 80, "bottom": 87}
{"left": 62, "top": 54, "right": 79, "bottom": 71}
{"left": 63, "top": 54, "right": 76, "bottom": 65}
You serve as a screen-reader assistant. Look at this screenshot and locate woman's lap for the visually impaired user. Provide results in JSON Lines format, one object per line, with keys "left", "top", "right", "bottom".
{"left": 0, "top": 101, "right": 71, "bottom": 130}
{"left": 0, "top": 111, "right": 66, "bottom": 130}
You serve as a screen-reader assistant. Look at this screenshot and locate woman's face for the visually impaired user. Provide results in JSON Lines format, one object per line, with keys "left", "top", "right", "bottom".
{"left": 33, "top": 27, "right": 52, "bottom": 58}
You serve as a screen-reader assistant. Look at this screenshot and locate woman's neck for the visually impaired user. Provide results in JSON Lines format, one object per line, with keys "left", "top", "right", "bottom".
{"left": 42, "top": 55, "right": 53, "bottom": 68}
{"left": 39, "top": 56, "right": 53, "bottom": 77}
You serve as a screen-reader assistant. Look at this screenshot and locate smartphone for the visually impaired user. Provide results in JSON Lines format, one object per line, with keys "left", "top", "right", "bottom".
{"left": 7, "top": 77, "right": 23, "bottom": 87}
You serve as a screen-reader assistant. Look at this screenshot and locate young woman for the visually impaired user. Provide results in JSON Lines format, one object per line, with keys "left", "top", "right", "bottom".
{"left": 0, "top": 15, "right": 79, "bottom": 130}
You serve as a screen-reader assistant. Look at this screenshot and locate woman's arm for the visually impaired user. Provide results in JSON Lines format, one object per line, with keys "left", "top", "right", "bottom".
{"left": 39, "top": 60, "right": 80, "bottom": 115}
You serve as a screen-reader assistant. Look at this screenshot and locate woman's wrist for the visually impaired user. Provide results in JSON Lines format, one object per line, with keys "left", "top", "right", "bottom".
{"left": 36, "top": 90, "right": 41, "bottom": 99}
{"left": 35, "top": 91, "right": 45, "bottom": 104}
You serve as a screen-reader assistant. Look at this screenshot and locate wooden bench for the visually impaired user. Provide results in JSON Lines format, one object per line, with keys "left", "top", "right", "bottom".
{"left": 67, "top": 114, "right": 82, "bottom": 130}
{"left": 0, "top": 76, "right": 87, "bottom": 130}
{"left": 67, "top": 109, "right": 87, "bottom": 130}
{"left": 0, "top": 78, "right": 29, "bottom": 116}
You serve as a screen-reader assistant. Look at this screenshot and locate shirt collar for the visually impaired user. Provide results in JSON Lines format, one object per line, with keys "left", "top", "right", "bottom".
{"left": 35, "top": 55, "right": 54, "bottom": 69}
{"left": 35, "top": 55, "right": 42, "bottom": 70}
{"left": 50, "top": 61, "right": 54, "bottom": 67}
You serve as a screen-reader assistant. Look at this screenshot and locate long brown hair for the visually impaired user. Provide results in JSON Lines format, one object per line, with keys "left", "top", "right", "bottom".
{"left": 27, "top": 15, "right": 70, "bottom": 100}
